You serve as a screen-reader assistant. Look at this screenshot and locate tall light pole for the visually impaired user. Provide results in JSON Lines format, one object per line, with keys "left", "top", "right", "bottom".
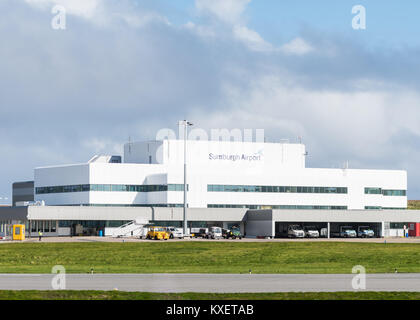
{"left": 178, "top": 120, "right": 193, "bottom": 236}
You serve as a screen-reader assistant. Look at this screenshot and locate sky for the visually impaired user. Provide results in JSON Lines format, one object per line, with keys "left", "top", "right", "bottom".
{"left": 1, "top": 0, "right": 420, "bottom": 203}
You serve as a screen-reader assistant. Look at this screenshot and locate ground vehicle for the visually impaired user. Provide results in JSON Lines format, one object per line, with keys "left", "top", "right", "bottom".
{"left": 287, "top": 225, "right": 305, "bottom": 238}
{"left": 146, "top": 226, "right": 169, "bottom": 240}
{"left": 224, "top": 225, "right": 242, "bottom": 239}
{"left": 207, "top": 226, "right": 223, "bottom": 239}
{"left": 340, "top": 226, "right": 357, "bottom": 238}
{"left": 191, "top": 228, "right": 208, "bottom": 238}
{"left": 304, "top": 226, "right": 320, "bottom": 238}
{"left": 358, "top": 226, "right": 375, "bottom": 238}
{"left": 164, "top": 226, "right": 183, "bottom": 239}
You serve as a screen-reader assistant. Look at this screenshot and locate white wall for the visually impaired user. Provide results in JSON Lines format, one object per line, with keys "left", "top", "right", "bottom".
{"left": 124, "top": 141, "right": 164, "bottom": 164}
{"left": 35, "top": 164, "right": 90, "bottom": 205}
{"left": 35, "top": 164, "right": 90, "bottom": 187}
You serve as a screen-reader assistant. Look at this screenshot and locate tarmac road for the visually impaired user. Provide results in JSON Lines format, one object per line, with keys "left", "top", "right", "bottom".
{"left": 0, "top": 273, "right": 419, "bottom": 292}
{"left": 8, "top": 236, "right": 420, "bottom": 243}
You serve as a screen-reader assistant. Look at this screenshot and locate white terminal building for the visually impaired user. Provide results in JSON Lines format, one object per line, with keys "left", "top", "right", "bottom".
{"left": 34, "top": 140, "right": 407, "bottom": 210}
{"left": 1, "top": 138, "right": 417, "bottom": 238}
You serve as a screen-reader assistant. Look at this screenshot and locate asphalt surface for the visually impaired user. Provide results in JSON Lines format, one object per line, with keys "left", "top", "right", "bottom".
{"left": 0, "top": 273, "right": 419, "bottom": 292}
{"left": 3, "top": 236, "right": 420, "bottom": 243}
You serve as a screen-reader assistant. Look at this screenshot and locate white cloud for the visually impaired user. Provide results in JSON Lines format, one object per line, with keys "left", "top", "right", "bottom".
{"left": 195, "top": 0, "right": 250, "bottom": 24}
{"left": 117, "top": 11, "right": 170, "bottom": 28}
{"left": 188, "top": 71, "right": 420, "bottom": 176}
{"left": 82, "top": 138, "right": 122, "bottom": 155}
{"left": 233, "top": 25, "right": 273, "bottom": 52}
{"left": 3, "top": 0, "right": 420, "bottom": 198}
{"left": 25, "top": 0, "right": 102, "bottom": 19}
{"left": 183, "top": 21, "right": 216, "bottom": 38}
{"left": 23, "top": 0, "right": 167, "bottom": 27}
{"left": 280, "top": 37, "right": 314, "bottom": 55}
{"left": 194, "top": 0, "right": 274, "bottom": 52}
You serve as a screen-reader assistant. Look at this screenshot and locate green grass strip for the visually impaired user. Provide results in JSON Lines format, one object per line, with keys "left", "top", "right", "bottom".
{"left": 0, "top": 242, "right": 419, "bottom": 274}
{"left": 0, "top": 290, "right": 419, "bottom": 300}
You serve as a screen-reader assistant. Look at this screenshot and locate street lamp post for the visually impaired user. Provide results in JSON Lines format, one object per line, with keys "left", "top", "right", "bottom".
{"left": 179, "top": 120, "right": 193, "bottom": 236}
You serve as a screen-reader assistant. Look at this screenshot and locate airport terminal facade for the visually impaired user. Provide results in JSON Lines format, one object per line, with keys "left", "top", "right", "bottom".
{"left": 1, "top": 139, "right": 417, "bottom": 238}
{"left": 33, "top": 139, "right": 407, "bottom": 210}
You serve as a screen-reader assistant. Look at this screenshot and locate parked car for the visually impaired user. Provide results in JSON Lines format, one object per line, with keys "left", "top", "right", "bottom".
{"left": 162, "top": 226, "right": 183, "bottom": 239}
{"left": 340, "top": 226, "right": 357, "bottom": 238}
{"left": 304, "top": 226, "right": 320, "bottom": 238}
{"left": 288, "top": 225, "right": 305, "bottom": 238}
{"left": 164, "top": 226, "right": 183, "bottom": 239}
{"left": 146, "top": 226, "right": 169, "bottom": 240}
{"left": 357, "top": 226, "right": 375, "bottom": 238}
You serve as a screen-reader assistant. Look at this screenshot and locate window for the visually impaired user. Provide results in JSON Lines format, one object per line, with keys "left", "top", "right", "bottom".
{"left": 382, "top": 189, "right": 406, "bottom": 196}
{"left": 365, "top": 188, "right": 406, "bottom": 196}
{"left": 51, "top": 221, "right": 56, "bottom": 232}
{"left": 43, "top": 221, "right": 49, "bottom": 232}
{"left": 207, "top": 184, "right": 348, "bottom": 194}
{"left": 365, "top": 188, "right": 382, "bottom": 194}
{"left": 59, "top": 221, "right": 72, "bottom": 228}
{"left": 390, "top": 223, "right": 408, "bottom": 229}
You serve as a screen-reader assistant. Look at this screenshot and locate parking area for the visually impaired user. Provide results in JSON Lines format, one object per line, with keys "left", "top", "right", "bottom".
{"left": 274, "top": 222, "right": 382, "bottom": 238}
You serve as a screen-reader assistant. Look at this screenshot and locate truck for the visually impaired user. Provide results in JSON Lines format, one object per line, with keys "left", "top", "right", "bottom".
{"left": 164, "top": 226, "right": 184, "bottom": 239}
{"left": 206, "top": 226, "right": 223, "bottom": 239}
{"left": 357, "top": 226, "right": 375, "bottom": 238}
{"left": 304, "top": 226, "right": 320, "bottom": 238}
{"left": 287, "top": 225, "right": 305, "bottom": 238}
{"left": 191, "top": 228, "right": 208, "bottom": 238}
{"left": 340, "top": 226, "right": 357, "bottom": 238}
{"left": 223, "top": 225, "right": 242, "bottom": 239}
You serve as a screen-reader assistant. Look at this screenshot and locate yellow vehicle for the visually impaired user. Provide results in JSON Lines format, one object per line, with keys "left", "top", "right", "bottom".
{"left": 12, "top": 224, "right": 25, "bottom": 241}
{"left": 146, "top": 226, "right": 169, "bottom": 240}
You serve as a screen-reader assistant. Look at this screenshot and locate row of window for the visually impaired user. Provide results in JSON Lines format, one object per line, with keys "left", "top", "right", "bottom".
{"left": 60, "top": 203, "right": 406, "bottom": 210}
{"left": 364, "top": 188, "right": 406, "bottom": 196}
{"left": 57, "top": 220, "right": 225, "bottom": 229}
{"left": 390, "top": 223, "right": 410, "bottom": 229}
{"left": 35, "top": 184, "right": 406, "bottom": 197}
{"left": 364, "top": 206, "right": 407, "bottom": 210}
{"left": 208, "top": 185, "right": 348, "bottom": 194}
{"left": 382, "top": 190, "right": 406, "bottom": 196}
{"left": 30, "top": 220, "right": 57, "bottom": 233}
{"left": 208, "top": 204, "right": 348, "bottom": 210}
{"left": 58, "top": 220, "right": 131, "bottom": 228}
{"left": 36, "top": 184, "right": 186, "bottom": 195}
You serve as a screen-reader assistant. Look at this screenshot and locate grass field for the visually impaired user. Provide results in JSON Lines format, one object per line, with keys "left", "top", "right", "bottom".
{"left": 0, "top": 242, "right": 419, "bottom": 273}
{"left": 0, "top": 290, "right": 419, "bottom": 300}
{"left": 408, "top": 200, "right": 420, "bottom": 210}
